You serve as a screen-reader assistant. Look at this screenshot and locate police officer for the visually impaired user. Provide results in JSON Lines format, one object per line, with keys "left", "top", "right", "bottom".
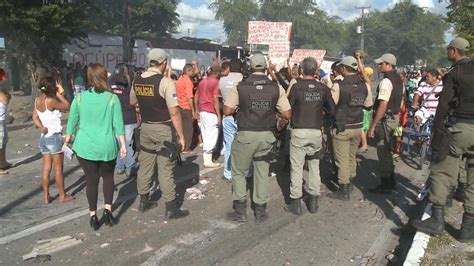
{"left": 367, "top": 53, "right": 404, "bottom": 194}
{"left": 285, "top": 57, "right": 335, "bottom": 215}
{"left": 328, "top": 56, "right": 372, "bottom": 201}
{"left": 130, "top": 48, "right": 189, "bottom": 219}
{"left": 224, "top": 53, "right": 292, "bottom": 223}
{"left": 413, "top": 37, "right": 473, "bottom": 242}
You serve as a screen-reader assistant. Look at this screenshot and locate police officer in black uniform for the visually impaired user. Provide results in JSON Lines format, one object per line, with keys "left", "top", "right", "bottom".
{"left": 130, "top": 48, "right": 189, "bottom": 219}
{"left": 328, "top": 56, "right": 373, "bottom": 201}
{"left": 413, "top": 37, "right": 474, "bottom": 242}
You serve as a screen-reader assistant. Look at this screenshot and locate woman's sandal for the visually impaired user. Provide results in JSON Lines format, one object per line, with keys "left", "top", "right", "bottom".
{"left": 60, "top": 194, "right": 75, "bottom": 203}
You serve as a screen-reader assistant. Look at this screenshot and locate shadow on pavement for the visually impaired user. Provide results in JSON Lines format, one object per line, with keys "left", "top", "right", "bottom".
{"left": 0, "top": 164, "right": 82, "bottom": 217}
{"left": 13, "top": 152, "right": 42, "bottom": 167}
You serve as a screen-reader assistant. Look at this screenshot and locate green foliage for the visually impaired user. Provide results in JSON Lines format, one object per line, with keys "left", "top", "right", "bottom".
{"left": 87, "top": 0, "right": 181, "bottom": 39}
{"left": 345, "top": 1, "right": 449, "bottom": 66}
{"left": 210, "top": 0, "right": 259, "bottom": 47}
{"left": 0, "top": 0, "right": 90, "bottom": 69}
{"left": 446, "top": 0, "right": 474, "bottom": 56}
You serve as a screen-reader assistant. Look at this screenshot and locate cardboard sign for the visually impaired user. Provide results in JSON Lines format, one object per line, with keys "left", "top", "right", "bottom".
{"left": 268, "top": 42, "right": 290, "bottom": 69}
{"left": 290, "top": 49, "right": 327, "bottom": 65}
{"left": 248, "top": 21, "right": 292, "bottom": 45}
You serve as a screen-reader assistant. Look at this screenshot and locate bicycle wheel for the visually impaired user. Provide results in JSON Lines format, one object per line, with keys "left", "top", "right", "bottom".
{"left": 419, "top": 141, "right": 429, "bottom": 170}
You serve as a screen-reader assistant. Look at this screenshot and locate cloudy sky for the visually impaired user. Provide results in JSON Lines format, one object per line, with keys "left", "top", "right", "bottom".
{"left": 175, "top": 0, "right": 451, "bottom": 42}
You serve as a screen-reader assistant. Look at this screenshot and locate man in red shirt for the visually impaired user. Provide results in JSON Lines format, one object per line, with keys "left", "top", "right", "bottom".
{"left": 195, "top": 64, "right": 221, "bottom": 167}
{"left": 176, "top": 64, "right": 196, "bottom": 152}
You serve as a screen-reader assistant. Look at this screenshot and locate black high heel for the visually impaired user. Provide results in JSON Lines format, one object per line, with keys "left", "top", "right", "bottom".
{"left": 103, "top": 209, "right": 116, "bottom": 226}
{"left": 89, "top": 215, "right": 100, "bottom": 231}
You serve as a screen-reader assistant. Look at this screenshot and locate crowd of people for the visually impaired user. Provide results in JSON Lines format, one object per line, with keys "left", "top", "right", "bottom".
{"left": 7, "top": 36, "right": 471, "bottom": 243}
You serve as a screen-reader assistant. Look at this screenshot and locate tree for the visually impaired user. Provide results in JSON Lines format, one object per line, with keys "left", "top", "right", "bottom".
{"left": 344, "top": 1, "right": 449, "bottom": 66}
{"left": 210, "top": 0, "right": 259, "bottom": 47}
{"left": 87, "top": 0, "right": 181, "bottom": 64}
{"left": 446, "top": 0, "right": 474, "bottom": 56}
{"left": 0, "top": 0, "right": 91, "bottom": 94}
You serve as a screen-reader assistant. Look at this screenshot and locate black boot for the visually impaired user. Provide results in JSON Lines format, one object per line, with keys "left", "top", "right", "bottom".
{"left": 284, "top": 198, "right": 302, "bottom": 215}
{"left": 445, "top": 186, "right": 456, "bottom": 207}
{"left": 307, "top": 195, "right": 319, "bottom": 213}
{"left": 412, "top": 205, "right": 445, "bottom": 236}
{"left": 0, "top": 148, "right": 11, "bottom": 170}
{"left": 460, "top": 212, "right": 474, "bottom": 243}
{"left": 89, "top": 215, "right": 100, "bottom": 231}
{"left": 165, "top": 200, "right": 189, "bottom": 219}
{"left": 327, "top": 183, "right": 351, "bottom": 201}
{"left": 102, "top": 209, "right": 116, "bottom": 226}
{"left": 138, "top": 194, "right": 157, "bottom": 213}
{"left": 226, "top": 200, "right": 248, "bottom": 223}
{"left": 369, "top": 177, "right": 396, "bottom": 194}
{"left": 254, "top": 203, "right": 268, "bottom": 223}
{"left": 453, "top": 182, "right": 467, "bottom": 203}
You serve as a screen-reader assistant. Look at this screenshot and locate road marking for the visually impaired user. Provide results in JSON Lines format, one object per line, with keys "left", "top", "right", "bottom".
{"left": 142, "top": 220, "right": 239, "bottom": 265}
{"left": 0, "top": 165, "right": 223, "bottom": 245}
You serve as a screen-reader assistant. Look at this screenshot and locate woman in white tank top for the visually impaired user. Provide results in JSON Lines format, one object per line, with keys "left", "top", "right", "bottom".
{"left": 32, "top": 76, "right": 74, "bottom": 204}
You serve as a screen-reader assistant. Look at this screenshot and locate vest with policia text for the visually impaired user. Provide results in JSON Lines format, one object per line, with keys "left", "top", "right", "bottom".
{"left": 452, "top": 59, "right": 474, "bottom": 120}
{"left": 374, "top": 70, "right": 403, "bottom": 114}
{"left": 236, "top": 74, "right": 279, "bottom": 131}
{"left": 335, "top": 74, "right": 368, "bottom": 129}
{"left": 133, "top": 73, "right": 171, "bottom": 123}
{"left": 291, "top": 79, "right": 328, "bottom": 129}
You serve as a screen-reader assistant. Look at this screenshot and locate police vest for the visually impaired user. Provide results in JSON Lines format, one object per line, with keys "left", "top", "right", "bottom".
{"left": 133, "top": 73, "right": 171, "bottom": 123}
{"left": 335, "top": 74, "right": 368, "bottom": 129}
{"left": 453, "top": 59, "right": 474, "bottom": 120}
{"left": 236, "top": 74, "right": 279, "bottom": 131}
{"left": 290, "top": 79, "right": 327, "bottom": 129}
{"left": 374, "top": 70, "right": 403, "bottom": 114}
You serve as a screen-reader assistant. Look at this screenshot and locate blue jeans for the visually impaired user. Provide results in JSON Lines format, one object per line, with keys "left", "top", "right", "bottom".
{"left": 223, "top": 116, "right": 237, "bottom": 180}
{"left": 116, "top": 123, "right": 137, "bottom": 175}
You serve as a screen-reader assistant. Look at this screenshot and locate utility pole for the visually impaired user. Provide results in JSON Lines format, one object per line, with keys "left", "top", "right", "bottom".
{"left": 355, "top": 5, "right": 371, "bottom": 51}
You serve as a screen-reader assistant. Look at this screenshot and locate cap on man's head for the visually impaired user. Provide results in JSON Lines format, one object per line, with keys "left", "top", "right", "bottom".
{"left": 148, "top": 48, "right": 167, "bottom": 64}
{"left": 448, "top": 37, "right": 470, "bottom": 52}
{"left": 374, "top": 53, "right": 397, "bottom": 66}
{"left": 250, "top": 54, "right": 267, "bottom": 70}
{"left": 337, "top": 56, "right": 358, "bottom": 71}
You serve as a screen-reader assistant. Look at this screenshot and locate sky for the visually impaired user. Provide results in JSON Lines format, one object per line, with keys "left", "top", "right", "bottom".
{"left": 175, "top": 0, "right": 452, "bottom": 42}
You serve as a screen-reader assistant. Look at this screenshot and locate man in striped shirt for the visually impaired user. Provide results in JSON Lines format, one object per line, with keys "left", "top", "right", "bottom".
{"left": 411, "top": 69, "right": 443, "bottom": 125}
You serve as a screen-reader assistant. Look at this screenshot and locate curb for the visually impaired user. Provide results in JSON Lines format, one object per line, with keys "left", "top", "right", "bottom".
{"left": 403, "top": 204, "right": 431, "bottom": 265}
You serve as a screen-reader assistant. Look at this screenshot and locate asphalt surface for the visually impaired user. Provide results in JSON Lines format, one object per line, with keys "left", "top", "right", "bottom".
{"left": 0, "top": 124, "right": 431, "bottom": 265}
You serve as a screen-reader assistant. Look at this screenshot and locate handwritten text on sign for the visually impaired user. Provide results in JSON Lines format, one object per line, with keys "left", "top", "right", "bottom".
{"left": 248, "top": 21, "right": 292, "bottom": 44}
{"left": 290, "top": 49, "right": 327, "bottom": 65}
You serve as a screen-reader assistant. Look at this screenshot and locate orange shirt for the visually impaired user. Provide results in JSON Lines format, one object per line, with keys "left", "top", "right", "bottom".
{"left": 175, "top": 75, "right": 194, "bottom": 110}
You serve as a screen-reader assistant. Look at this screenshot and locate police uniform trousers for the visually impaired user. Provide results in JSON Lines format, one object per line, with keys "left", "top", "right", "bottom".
{"left": 375, "top": 115, "right": 399, "bottom": 178}
{"left": 459, "top": 156, "right": 468, "bottom": 184}
{"left": 137, "top": 122, "right": 177, "bottom": 202}
{"left": 231, "top": 131, "right": 276, "bottom": 205}
{"left": 332, "top": 128, "right": 362, "bottom": 185}
{"left": 429, "top": 122, "right": 474, "bottom": 213}
{"left": 289, "top": 129, "right": 322, "bottom": 199}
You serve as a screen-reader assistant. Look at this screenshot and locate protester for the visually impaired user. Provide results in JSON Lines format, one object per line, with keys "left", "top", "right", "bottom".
{"left": 218, "top": 59, "right": 243, "bottom": 182}
{"left": 66, "top": 63, "right": 126, "bottom": 230}
{"left": 195, "top": 63, "right": 221, "bottom": 168}
{"left": 32, "top": 77, "right": 74, "bottom": 204}
{"left": 72, "top": 62, "right": 86, "bottom": 96}
{"left": 110, "top": 63, "right": 138, "bottom": 177}
{"left": 411, "top": 69, "right": 443, "bottom": 126}
{"left": 0, "top": 89, "right": 11, "bottom": 174}
{"left": 175, "top": 64, "right": 197, "bottom": 153}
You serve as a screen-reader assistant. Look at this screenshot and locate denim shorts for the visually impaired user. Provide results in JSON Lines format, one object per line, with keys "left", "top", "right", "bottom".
{"left": 39, "top": 133, "right": 63, "bottom": 155}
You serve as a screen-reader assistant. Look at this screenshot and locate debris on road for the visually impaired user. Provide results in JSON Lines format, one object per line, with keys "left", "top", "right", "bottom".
{"left": 22, "top": 235, "right": 82, "bottom": 261}
{"left": 186, "top": 188, "right": 205, "bottom": 200}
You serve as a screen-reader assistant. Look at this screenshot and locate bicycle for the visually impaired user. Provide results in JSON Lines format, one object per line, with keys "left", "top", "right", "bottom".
{"left": 402, "top": 115, "right": 433, "bottom": 171}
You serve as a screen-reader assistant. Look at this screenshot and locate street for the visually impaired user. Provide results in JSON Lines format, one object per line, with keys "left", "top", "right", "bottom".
{"left": 0, "top": 124, "right": 431, "bottom": 265}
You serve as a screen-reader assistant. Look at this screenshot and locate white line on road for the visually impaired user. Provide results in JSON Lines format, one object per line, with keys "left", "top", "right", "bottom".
{"left": 0, "top": 165, "right": 223, "bottom": 245}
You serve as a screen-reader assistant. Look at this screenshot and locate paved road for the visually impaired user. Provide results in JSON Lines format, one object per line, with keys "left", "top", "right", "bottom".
{"left": 0, "top": 125, "right": 429, "bottom": 265}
